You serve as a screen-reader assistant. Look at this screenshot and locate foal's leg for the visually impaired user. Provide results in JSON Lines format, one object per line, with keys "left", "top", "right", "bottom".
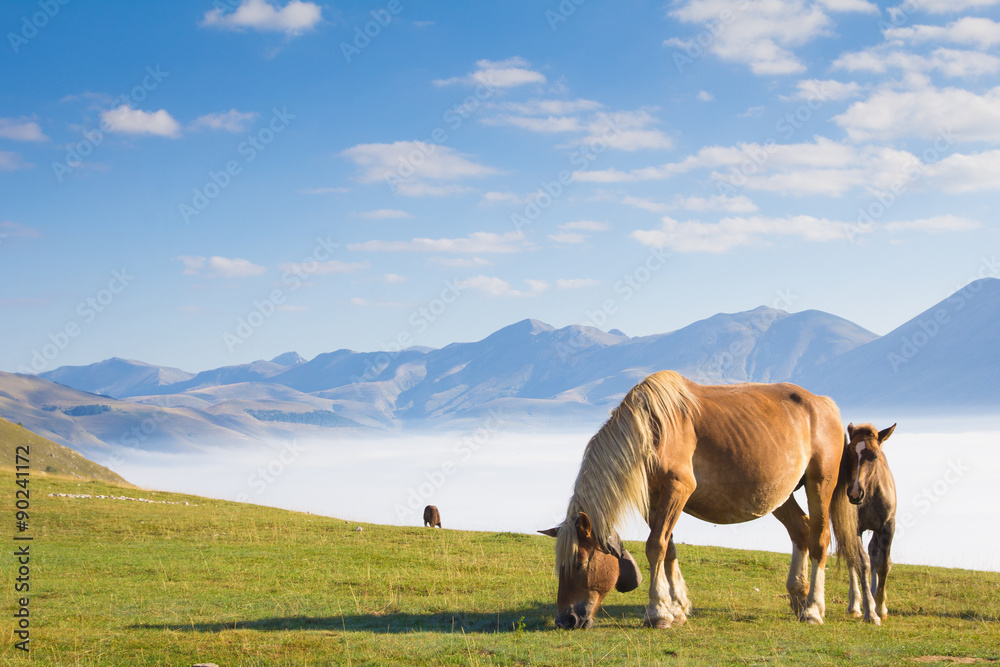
{"left": 644, "top": 477, "right": 695, "bottom": 629}
{"left": 872, "top": 520, "right": 894, "bottom": 621}
{"left": 664, "top": 534, "right": 691, "bottom": 621}
{"left": 848, "top": 561, "right": 863, "bottom": 618}
{"left": 858, "top": 534, "right": 880, "bottom": 625}
{"left": 772, "top": 496, "right": 810, "bottom": 616}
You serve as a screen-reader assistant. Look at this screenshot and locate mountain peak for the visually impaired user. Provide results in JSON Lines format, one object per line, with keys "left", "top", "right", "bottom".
{"left": 271, "top": 352, "right": 306, "bottom": 366}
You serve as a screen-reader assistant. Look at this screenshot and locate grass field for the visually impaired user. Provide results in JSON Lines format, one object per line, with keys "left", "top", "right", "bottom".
{"left": 0, "top": 470, "right": 997, "bottom": 666}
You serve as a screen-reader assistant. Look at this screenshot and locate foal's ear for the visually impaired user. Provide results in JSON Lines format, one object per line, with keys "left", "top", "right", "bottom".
{"left": 575, "top": 512, "right": 593, "bottom": 541}
{"left": 538, "top": 527, "right": 560, "bottom": 538}
{"left": 878, "top": 423, "right": 897, "bottom": 444}
{"left": 847, "top": 422, "right": 856, "bottom": 439}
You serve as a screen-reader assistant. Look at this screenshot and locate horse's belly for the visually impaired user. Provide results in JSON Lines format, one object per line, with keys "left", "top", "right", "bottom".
{"left": 683, "top": 467, "right": 804, "bottom": 525}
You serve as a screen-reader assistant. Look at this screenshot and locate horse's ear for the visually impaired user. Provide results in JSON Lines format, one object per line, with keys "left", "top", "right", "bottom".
{"left": 538, "top": 527, "right": 560, "bottom": 538}
{"left": 615, "top": 548, "right": 643, "bottom": 593}
{"left": 575, "top": 512, "right": 593, "bottom": 541}
{"left": 847, "top": 423, "right": 856, "bottom": 439}
{"left": 878, "top": 423, "right": 897, "bottom": 444}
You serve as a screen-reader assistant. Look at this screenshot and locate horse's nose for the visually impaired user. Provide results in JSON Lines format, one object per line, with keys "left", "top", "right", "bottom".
{"left": 849, "top": 487, "right": 865, "bottom": 505}
{"left": 555, "top": 611, "right": 578, "bottom": 629}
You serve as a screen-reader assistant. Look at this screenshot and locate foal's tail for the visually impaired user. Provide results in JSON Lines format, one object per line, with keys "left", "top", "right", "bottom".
{"left": 830, "top": 432, "right": 861, "bottom": 572}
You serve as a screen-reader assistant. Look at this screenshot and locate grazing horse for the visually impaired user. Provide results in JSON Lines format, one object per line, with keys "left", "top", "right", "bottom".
{"left": 541, "top": 371, "right": 859, "bottom": 630}
{"left": 423, "top": 505, "right": 442, "bottom": 528}
{"left": 845, "top": 422, "right": 897, "bottom": 625}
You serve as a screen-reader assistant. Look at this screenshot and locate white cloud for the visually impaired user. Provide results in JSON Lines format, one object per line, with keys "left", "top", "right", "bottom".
{"left": 348, "top": 231, "right": 529, "bottom": 254}
{"left": 278, "top": 259, "right": 369, "bottom": 275}
{"left": 669, "top": 0, "right": 835, "bottom": 75}
{"left": 697, "top": 90, "right": 714, "bottom": 102}
{"left": 0, "top": 221, "right": 43, "bottom": 240}
{"left": 886, "top": 17, "right": 1000, "bottom": 50}
{"left": 356, "top": 209, "right": 411, "bottom": 220}
{"left": 200, "top": 0, "right": 322, "bottom": 36}
{"left": 430, "top": 256, "right": 492, "bottom": 268}
{"left": 177, "top": 255, "right": 268, "bottom": 278}
{"left": 0, "top": 151, "right": 29, "bottom": 171}
{"left": 207, "top": 256, "right": 267, "bottom": 278}
{"left": 0, "top": 118, "right": 47, "bottom": 141}
{"left": 341, "top": 141, "right": 497, "bottom": 197}
{"left": 433, "top": 57, "right": 546, "bottom": 88}
{"left": 455, "top": 275, "right": 548, "bottom": 297}
{"left": 923, "top": 149, "right": 1000, "bottom": 193}
{"left": 630, "top": 215, "right": 858, "bottom": 253}
{"left": 557, "top": 278, "right": 601, "bottom": 289}
{"left": 176, "top": 255, "right": 206, "bottom": 275}
{"left": 190, "top": 109, "right": 258, "bottom": 132}
{"left": 835, "top": 83, "right": 1000, "bottom": 143}
{"left": 584, "top": 110, "right": 673, "bottom": 151}
{"left": 895, "top": 0, "right": 1000, "bottom": 13}
{"left": 381, "top": 273, "right": 408, "bottom": 283}
{"left": 479, "top": 191, "right": 523, "bottom": 205}
{"left": 351, "top": 297, "right": 408, "bottom": 307}
{"left": 833, "top": 47, "right": 1000, "bottom": 78}
{"left": 100, "top": 105, "right": 181, "bottom": 137}
{"left": 497, "top": 99, "right": 603, "bottom": 115}
{"left": 817, "top": 0, "right": 878, "bottom": 11}
{"left": 788, "top": 79, "right": 863, "bottom": 101}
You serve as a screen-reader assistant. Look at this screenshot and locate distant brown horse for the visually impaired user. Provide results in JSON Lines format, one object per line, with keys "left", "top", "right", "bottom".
{"left": 845, "top": 422, "right": 897, "bottom": 625}
{"left": 541, "top": 371, "right": 859, "bottom": 630}
{"left": 423, "top": 505, "right": 442, "bottom": 528}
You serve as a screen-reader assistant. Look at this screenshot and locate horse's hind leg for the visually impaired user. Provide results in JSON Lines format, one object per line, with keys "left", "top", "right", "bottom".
{"left": 772, "top": 496, "right": 810, "bottom": 616}
{"left": 871, "top": 520, "right": 894, "bottom": 621}
{"left": 644, "top": 476, "right": 695, "bottom": 629}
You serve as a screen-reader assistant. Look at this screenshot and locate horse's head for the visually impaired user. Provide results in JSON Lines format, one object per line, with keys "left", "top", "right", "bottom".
{"left": 846, "top": 422, "right": 895, "bottom": 505}
{"left": 539, "top": 511, "right": 643, "bottom": 629}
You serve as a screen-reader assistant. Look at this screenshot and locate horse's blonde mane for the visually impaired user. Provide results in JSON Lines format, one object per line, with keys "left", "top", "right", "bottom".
{"left": 556, "top": 371, "right": 699, "bottom": 574}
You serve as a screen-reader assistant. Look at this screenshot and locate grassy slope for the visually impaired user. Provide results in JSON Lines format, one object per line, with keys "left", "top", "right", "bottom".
{"left": 0, "top": 418, "right": 130, "bottom": 485}
{"left": 0, "top": 472, "right": 996, "bottom": 666}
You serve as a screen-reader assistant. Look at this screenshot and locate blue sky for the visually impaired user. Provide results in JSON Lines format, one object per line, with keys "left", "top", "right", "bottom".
{"left": 2, "top": 0, "right": 999, "bottom": 374}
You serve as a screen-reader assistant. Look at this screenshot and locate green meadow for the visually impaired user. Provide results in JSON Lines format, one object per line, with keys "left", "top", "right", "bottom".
{"left": 0, "top": 468, "right": 997, "bottom": 666}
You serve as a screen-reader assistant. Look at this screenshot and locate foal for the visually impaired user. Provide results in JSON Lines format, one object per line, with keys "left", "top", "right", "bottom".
{"left": 845, "top": 422, "right": 897, "bottom": 625}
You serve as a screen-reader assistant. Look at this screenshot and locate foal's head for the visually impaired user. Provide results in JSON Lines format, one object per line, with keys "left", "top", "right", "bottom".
{"left": 539, "top": 512, "right": 642, "bottom": 629}
{"left": 845, "top": 422, "right": 896, "bottom": 505}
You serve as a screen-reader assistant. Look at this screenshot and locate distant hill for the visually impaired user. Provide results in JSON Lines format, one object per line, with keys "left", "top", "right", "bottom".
{"left": 7, "top": 280, "right": 999, "bottom": 451}
{"left": 0, "top": 416, "right": 131, "bottom": 485}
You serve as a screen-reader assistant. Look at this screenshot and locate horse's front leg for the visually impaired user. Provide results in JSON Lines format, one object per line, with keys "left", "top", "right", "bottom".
{"left": 857, "top": 535, "right": 880, "bottom": 625}
{"left": 644, "top": 477, "right": 694, "bottom": 629}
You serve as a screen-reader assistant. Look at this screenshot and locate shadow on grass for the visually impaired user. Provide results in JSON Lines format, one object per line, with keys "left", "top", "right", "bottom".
{"left": 132, "top": 604, "right": 668, "bottom": 635}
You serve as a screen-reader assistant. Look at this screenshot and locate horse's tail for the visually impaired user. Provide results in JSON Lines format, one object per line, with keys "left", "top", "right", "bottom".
{"left": 830, "top": 431, "right": 861, "bottom": 572}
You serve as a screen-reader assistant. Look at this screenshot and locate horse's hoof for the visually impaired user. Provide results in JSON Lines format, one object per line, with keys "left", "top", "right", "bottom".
{"left": 849, "top": 609, "right": 863, "bottom": 619}
{"left": 799, "top": 607, "right": 824, "bottom": 625}
{"left": 643, "top": 617, "right": 674, "bottom": 629}
{"left": 670, "top": 610, "right": 687, "bottom": 626}
{"left": 863, "top": 614, "right": 881, "bottom": 626}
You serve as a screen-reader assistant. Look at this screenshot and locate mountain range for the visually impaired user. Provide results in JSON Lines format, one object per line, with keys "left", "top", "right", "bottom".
{"left": 2, "top": 278, "right": 997, "bottom": 456}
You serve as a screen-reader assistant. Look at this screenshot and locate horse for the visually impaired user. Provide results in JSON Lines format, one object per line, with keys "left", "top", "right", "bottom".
{"left": 423, "top": 504, "right": 442, "bottom": 528}
{"left": 845, "top": 422, "right": 897, "bottom": 625}
{"left": 541, "top": 370, "right": 859, "bottom": 630}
